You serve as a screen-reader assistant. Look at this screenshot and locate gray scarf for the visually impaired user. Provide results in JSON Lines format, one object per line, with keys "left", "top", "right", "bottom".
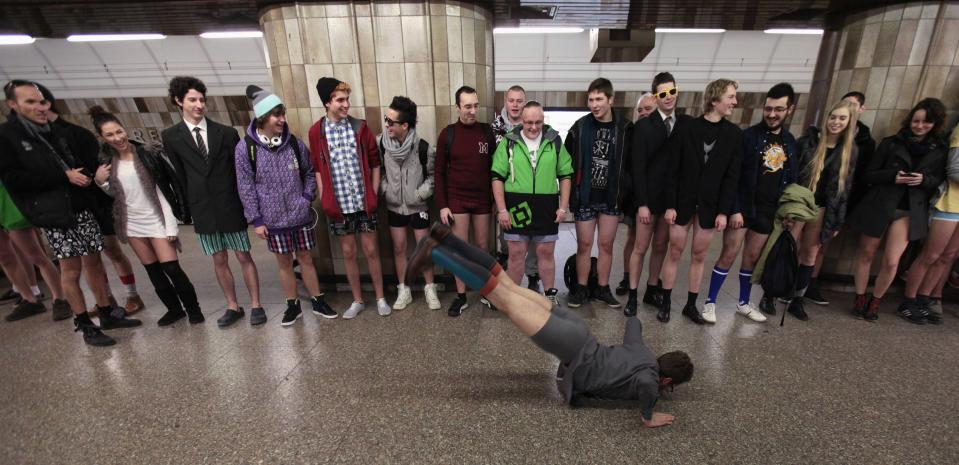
{"left": 17, "top": 114, "right": 70, "bottom": 169}
{"left": 381, "top": 128, "right": 418, "bottom": 160}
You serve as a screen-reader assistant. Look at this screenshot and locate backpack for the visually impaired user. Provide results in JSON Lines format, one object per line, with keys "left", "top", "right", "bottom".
{"left": 563, "top": 254, "right": 599, "bottom": 297}
{"left": 379, "top": 136, "right": 431, "bottom": 181}
{"left": 760, "top": 231, "right": 799, "bottom": 300}
{"left": 243, "top": 134, "right": 306, "bottom": 187}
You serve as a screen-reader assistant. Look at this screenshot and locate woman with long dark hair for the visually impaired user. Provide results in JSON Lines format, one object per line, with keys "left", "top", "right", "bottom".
{"left": 90, "top": 106, "right": 202, "bottom": 327}
{"left": 848, "top": 98, "right": 948, "bottom": 323}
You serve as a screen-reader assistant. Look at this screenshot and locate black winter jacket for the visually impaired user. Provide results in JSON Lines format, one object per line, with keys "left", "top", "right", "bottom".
{"left": 796, "top": 127, "right": 859, "bottom": 244}
{"left": 735, "top": 122, "right": 799, "bottom": 219}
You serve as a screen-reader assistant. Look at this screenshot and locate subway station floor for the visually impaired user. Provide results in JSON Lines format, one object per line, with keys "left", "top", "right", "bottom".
{"left": 1, "top": 224, "right": 958, "bottom": 464}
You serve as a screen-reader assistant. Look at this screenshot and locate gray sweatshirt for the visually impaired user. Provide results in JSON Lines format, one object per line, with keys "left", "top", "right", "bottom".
{"left": 378, "top": 129, "right": 435, "bottom": 215}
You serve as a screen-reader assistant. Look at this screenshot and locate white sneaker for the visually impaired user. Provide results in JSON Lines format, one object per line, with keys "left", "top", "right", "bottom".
{"left": 702, "top": 302, "right": 717, "bottom": 324}
{"left": 377, "top": 298, "right": 392, "bottom": 316}
{"left": 424, "top": 283, "right": 441, "bottom": 310}
{"left": 343, "top": 301, "right": 364, "bottom": 319}
{"left": 393, "top": 284, "right": 412, "bottom": 310}
{"left": 736, "top": 303, "right": 768, "bottom": 322}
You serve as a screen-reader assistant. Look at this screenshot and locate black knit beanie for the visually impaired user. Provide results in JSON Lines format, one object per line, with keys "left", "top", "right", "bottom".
{"left": 315, "top": 77, "right": 342, "bottom": 106}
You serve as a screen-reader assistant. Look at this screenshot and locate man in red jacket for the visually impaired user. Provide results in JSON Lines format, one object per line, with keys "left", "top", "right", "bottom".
{"left": 308, "top": 77, "right": 389, "bottom": 319}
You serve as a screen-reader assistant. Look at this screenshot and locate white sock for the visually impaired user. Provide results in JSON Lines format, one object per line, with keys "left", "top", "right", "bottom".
{"left": 30, "top": 285, "right": 42, "bottom": 296}
{"left": 124, "top": 283, "right": 138, "bottom": 297}
{"left": 11, "top": 284, "right": 20, "bottom": 294}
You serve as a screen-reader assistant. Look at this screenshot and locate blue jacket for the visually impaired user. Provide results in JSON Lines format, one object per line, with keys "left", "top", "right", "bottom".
{"left": 734, "top": 122, "right": 799, "bottom": 219}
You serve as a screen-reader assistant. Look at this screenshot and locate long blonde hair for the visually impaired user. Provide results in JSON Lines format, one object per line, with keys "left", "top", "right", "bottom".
{"left": 806, "top": 100, "right": 858, "bottom": 195}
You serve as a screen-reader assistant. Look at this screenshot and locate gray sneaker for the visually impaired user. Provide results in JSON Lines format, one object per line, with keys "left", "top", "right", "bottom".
{"left": 51, "top": 299, "right": 73, "bottom": 321}
{"left": 250, "top": 307, "right": 267, "bottom": 325}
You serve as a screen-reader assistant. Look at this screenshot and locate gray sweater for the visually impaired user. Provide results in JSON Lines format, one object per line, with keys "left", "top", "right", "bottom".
{"left": 378, "top": 129, "right": 434, "bottom": 215}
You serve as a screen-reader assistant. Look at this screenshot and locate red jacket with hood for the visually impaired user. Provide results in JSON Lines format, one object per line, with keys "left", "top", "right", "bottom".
{"left": 308, "top": 115, "right": 380, "bottom": 221}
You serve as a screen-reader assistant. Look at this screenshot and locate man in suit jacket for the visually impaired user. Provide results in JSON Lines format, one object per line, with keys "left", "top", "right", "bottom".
{"left": 161, "top": 76, "right": 262, "bottom": 328}
{"left": 623, "top": 72, "right": 692, "bottom": 318}
{"left": 659, "top": 79, "right": 742, "bottom": 325}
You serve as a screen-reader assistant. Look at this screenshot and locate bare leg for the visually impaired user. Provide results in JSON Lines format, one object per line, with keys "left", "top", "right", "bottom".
{"left": 536, "top": 241, "right": 557, "bottom": 290}
{"left": 623, "top": 223, "right": 636, "bottom": 277}
{"left": 854, "top": 235, "right": 882, "bottom": 295}
{"left": 9, "top": 239, "right": 38, "bottom": 289}
{"left": 661, "top": 223, "right": 692, "bottom": 290}
{"left": 211, "top": 251, "right": 239, "bottom": 309}
{"left": 595, "top": 213, "right": 620, "bottom": 287}
{"left": 919, "top": 225, "right": 959, "bottom": 296}
{"left": 451, "top": 213, "right": 472, "bottom": 294}
{"left": 58, "top": 257, "right": 87, "bottom": 315}
{"left": 506, "top": 240, "right": 529, "bottom": 285}
{"left": 482, "top": 273, "right": 552, "bottom": 337}
{"left": 629, "top": 220, "right": 655, "bottom": 289}
{"left": 360, "top": 231, "right": 385, "bottom": 300}
{"left": 686, "top": 219, "right": 716, "bottom": 294}
{"left": 872, "top": 217, "right": 910, "bottom": 299}
{"left": 80, "top": 253, "right": 112, "bottom": 307}
{"left": 574, "top": 219, "right": 596, "bottom": 286}
{"left": 234, "top": 250, "right": 261, "bottom": 308}
{"left": 8, "top": 229, "right": 64, "bottom": 299}
{"left": 904, "top": 219, "right": 956, "bottom": 298}
{"left": 471, "top": 213, "right": 491, "bottom": 250}
{"left": 647, "top": 217, "right": 669, "bottom": 287}
{"left": 275, "top": 252, "right": 299, "bottom": 300}
{"left": 0, "top": 231, "right": 38, "bottom": 303}
{"left": 412, "top": 228, "right": 434, "bottom": 283}
{"left": 390, "top": 226, "right": 409, "bottom": 285}
{"left": 102, "top": 235, "right": 137, "bottom": 296}
{"left": 296, "top": 249, "right": 323, "bottom": 297}
{"left": 339, "top": 235, "right": 364, "bottom": 302}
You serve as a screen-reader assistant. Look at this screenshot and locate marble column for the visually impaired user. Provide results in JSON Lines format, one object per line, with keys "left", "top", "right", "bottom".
{"left": 818, "top": 1, "right": 959, "bottom": 282}
{"left": 259, "top": 1, "right": 495, "bottom": 283}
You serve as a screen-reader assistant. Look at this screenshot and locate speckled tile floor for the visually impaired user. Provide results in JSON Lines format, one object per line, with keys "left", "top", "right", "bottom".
{"left": 1, "top": 224, "right": 958, "bottom": 464}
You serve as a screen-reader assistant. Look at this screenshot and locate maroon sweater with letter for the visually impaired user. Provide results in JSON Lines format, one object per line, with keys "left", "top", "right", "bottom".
{"left": 434, "top": 121, "right": 496, "bottom": 210}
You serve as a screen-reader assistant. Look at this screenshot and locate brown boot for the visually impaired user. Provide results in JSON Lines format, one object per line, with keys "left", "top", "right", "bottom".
{"left": 87, "top": 295, "right": 120, "bottom": 318}
{"left": 124, "top": 295, "right": 145, "bottom": 315}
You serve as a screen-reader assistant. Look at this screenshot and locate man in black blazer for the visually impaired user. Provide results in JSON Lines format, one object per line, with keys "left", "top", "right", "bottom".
{"left": 623, "top": 72, "right": 692, "bottom": 317}
{"left": 659, "top": 79, "right": 742, "bottom": 325}
{"left": 161, "top": 76, "right": 262, "bottom": 328}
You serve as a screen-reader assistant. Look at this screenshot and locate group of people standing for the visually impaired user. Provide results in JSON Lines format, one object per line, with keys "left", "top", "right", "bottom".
{"left": 0, "top": 71, "right": 956, "bottom": 347}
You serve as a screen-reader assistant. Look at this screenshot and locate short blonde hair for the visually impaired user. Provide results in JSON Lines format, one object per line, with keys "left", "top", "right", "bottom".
{"left": 703, "top": 79, "right": 737, "bottom": 113}
{"left": 334, "top": 82, "right": 351, "bottom": 94}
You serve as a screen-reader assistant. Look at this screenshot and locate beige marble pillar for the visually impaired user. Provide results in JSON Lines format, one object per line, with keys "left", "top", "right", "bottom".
{"left": 259, "top": 1, "right": 495, "bottom": 282}
{"left": 819, "top": 1, "right": 959, "bottom": 281}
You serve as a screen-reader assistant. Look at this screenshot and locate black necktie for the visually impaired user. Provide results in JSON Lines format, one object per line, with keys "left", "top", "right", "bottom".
{"left": 193, "top": 127, "right": 208, "bottom": 160}
{"left": 666, "top": 116, "right": 674, "bottom": 136}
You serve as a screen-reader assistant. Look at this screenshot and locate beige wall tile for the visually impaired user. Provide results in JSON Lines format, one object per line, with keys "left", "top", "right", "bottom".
{"left": 417, "top": 104, "right": 438, "bottom": 143}
{"left": 277, "top": 65, "right": 295, "bottom": 107}
{"left": 865, "top": 8, "right": 884, "bottom": 24}
{"left": 374, "top": 2, "right": 401, "bottom": 16}
{"left": 903, "top": 2, "right": 924, "bottom": 19}
{"left": 446, "top": 16, "right": 463, "bottom": 63}
{"left": 402, "top": 16, "right": 431, "bottom": 62}
{"left": 850, "top": 68, "right": 870, "bottom": 92}
{"left": 354, "top": 3, "right": 371, "bottom": 16}
{"left": 855, "top": 23, "right": 881, "bottom": 68}
{"left": 300, "top": 18, "right": 333, "bottom": 64}
{"left": 429, "top": 1, "right": 446, "bottom": 16}
{"left": 280, "top": 5, "right": 298, "bottom": 20}
{"left": 921, "top": 2, "right": 941, "bottom": 19}
{"left": 305, "top": 64, "right": 336, "bottom": 108}
{"left": 332, "top": 63, "right": 364, "bottom": 107}
{"left": 898, "top": 66, "right": 923, "bottom": 109}
{"left": 325, "top": 3, "right": 351, "bottom": 17}
{"left": 908, "top": 19, "right": 935, "bottom": 66}
{"left": 284, "top": 18, "right": 304, "bottom": 65}
{"left": 290, "top": 64, "right": 309, "bottom": 109}
{"left": 355, "top": 16, "right": 376, "bottom": 63}
{"left": 892, "top": 19, "right": 918, "bottom": 66}
{"left": 430, "top": 15, "right": 448, "bottom": 62}
{"left": 945, "top": 3, "right": 959, "bottom": 19}
{"left": 270, "top": 18, "right": 291, "bottom": 66}
{"left": 883, "top": 3, "right": 905, "bottom": 21}
{"left": 261, "top": 20, "right": 280, "bottom": 67}
{"left": 405, "top": 62, "right": 435, "bottom": 106}
{"left": 461, "top": 18, "right": 476, "bottom": 63}
{"left": 879, "top": 66, "right": 906, "bottom": 109}
{"left": 377, "top": 63, "right": 407, "bottom": 106}
{"left": 446, "top": 3, "right": 461, "bottom": 17}
{"left": 328, "top": 18, "right": 358, "bottom": 64}
{"left": 941, "top": 67, "right": 959, "bottom": 106}
{"left": 435, "top": 105, "right": 452, "bottom": 128}
{"left": 448, "top": 62, "right": 464, "bottom": 104}
{"left": 374, "top": 16, "right": 404, "bottom": 63}
{"left": 298, "top": 4, "right": 325, "bottom": 18}
{"left": 361, "top": 63, "right": 380, "bottom": 107}
{"left": 462, "top": 62, "right": 477, "bottom": 88}
{"left": 839, "top": 24, "right": 862, "bottom": 70}
{"left": 433, "top": 62, "right": 450, "bottom": 105}
{"left": 928, "top": 20, "right": 959, "bottom": 65}
{"left": 473, "top": 17, "right": 487, "bottom": 66}
{"left": 865, "top": 67, "right": 888, "bottom": 107}
{"left": 919, "top": 65, "right": 950, "bottom": 101}
{"left": 872, "top": 109, "right": 893, "bottom": 138}
{"left": 873, "top": 21, "right": 900, "bottom": 67}
{"left": 400, "top": 2, "right": 425, "bottom": 16}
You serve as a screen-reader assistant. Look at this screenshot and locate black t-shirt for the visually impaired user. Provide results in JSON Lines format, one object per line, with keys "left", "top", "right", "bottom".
{"left": 814, "top": 146, "right": 837, "bottom": 207}
{"left": 754, "top": 130, "right": 787, "bottom": 215}
{"left": 700, "top": 118, "right": 722, "bottom": 163}
{"left": 589, "top": 119, "right": 616, "bottom": 202}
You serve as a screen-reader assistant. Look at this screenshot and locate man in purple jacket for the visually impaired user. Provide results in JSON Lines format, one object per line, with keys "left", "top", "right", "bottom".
{"left": 236, "top": 86, "right": 337, "bottom": 326}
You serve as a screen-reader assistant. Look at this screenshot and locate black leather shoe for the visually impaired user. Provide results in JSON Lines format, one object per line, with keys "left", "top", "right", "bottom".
{"left": 682, "top": 303, "right": 706, "bottom": 325}
{"left": 157, "top": 309, "right": 186, "bottom": 327}
{"left": 623, "top": 297, "right": 637, "bottom": 317}
{"left": 656, "top": 299, "right": 671, "bottom": 323}
{"left": 643, "top": 286, "right": 663, "bottom": 307}
{"left": 186, "top": 307, "right": 205, "bottom": 324}
{"left": 217, "top": 308, "right": 245, "bottom": 327}
{"left": 615, "top": 277, "right": 629, "bottom": 296}
{"left": 787, "top": 298, "right": 809, "bottom": 321}
{"left": 98, "top": 306, "right": 143, "bottom": 330}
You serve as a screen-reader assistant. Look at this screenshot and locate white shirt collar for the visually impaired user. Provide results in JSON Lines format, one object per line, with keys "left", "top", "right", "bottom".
{"left": 183, "top": 117, "right": 208, "bottom": 133}
{"left": 658, "top": 109, "right": 674, "bottom": 122}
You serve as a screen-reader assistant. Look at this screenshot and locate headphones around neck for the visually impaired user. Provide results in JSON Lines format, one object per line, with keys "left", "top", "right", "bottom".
{"left": 258, "top": 133, "right": 282, "bottom": 148}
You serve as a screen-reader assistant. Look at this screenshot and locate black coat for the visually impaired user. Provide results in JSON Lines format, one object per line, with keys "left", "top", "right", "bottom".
{"left": 628, "top": 111, "right": 692, "bottom": 215}
{"left": 161, "top": 119, "right": 245, "bottom": 235}
{"left": 846, "top": 121, "right": 877, "bottom": 211}
{"left": 665, "top": 117, "right": 742, "bottom": 228}
{"left": 796, "top": 127, "right": 858, "bottom": 244}
{"left": 0, "top": 116, "right": 92, "bottom": 228}
{"left": 847, "top": 131, "right": 946, "bottom": 241}
{"left": 564, "top": 110, "right": 632, "bottom": 210}
{"left": 736, "top": 122, "right": 800, "bottom": 219}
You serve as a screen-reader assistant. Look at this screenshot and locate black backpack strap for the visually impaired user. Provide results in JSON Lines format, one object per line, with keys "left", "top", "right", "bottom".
{"left": 418, "top": 139, "right": 430, "bottom": 180}
{"left": 244, "top": 135, "right": 258, "bottom": 181}
{"left": 288, "top": 134, "right": 305, "bottom": 186}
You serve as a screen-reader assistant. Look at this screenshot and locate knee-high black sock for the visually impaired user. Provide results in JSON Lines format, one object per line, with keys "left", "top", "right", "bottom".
{"left": 434, "top": 228, "right": 500, "bottom": 274}
{"left": 795, "top": 265, "right": 815, "bottom": 297}
{"left": 431, "top": 245, "right": 499, "bottom": 295}
{"left": 160, "top": 260, "right": 200, "bottom": 310}
{"left": 144, "top": 262, "right": 182, "bottom": 312}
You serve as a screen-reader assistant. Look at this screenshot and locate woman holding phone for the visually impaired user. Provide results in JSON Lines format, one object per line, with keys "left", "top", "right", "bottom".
{"left": 848, "top": 98, "right": 948, "bottom": 322}
{"left": 90, "top": 106, "right": 202, "bottom": 327}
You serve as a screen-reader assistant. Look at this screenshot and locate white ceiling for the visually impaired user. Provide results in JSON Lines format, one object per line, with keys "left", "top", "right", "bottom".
{"left": 0, "top": 30, "right": 821, "bottom": 99}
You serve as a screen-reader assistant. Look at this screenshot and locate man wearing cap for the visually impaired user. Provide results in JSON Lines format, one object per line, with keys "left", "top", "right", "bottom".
{"left": 235, "top": 85, "right": 337, "bottom": 326}
{"left": 161, "top": 76, "right": 263, "bottom": 327}
{"left": 308, "top": 77, "right": 390, "bottom": 319}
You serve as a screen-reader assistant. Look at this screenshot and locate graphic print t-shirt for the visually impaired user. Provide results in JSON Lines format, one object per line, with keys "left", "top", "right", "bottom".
{"left": 755, "top": 131, "right": 786, "bottom": 214}
{"left": 589, "top": 120, "right": 616, "bottom": 202}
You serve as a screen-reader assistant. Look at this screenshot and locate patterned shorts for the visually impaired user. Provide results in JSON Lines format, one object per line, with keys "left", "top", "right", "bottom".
{"left": 41, "top": 210, "right": 104, "bottom": 259}
{"left": 197, "top": 230, "right": 252, "bottom": 256}
{"left": 266, "top": 225, "right": 317, "bottom": 254}
{"left": 574, "top": 202, "right": 622, "bottom": 222}
{"left": 329, "top": 211, "right": 378, "bottom": 236}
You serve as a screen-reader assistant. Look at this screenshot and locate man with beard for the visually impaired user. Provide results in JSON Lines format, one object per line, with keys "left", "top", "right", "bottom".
{"left": 700, "top": 83, "right": 799, "bottom": 323}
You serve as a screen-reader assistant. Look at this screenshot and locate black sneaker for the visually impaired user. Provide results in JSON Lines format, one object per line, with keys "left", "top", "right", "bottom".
{"left": 567, "top": 285, "right": 588, "bottom": 308}
{"left": 624, "top": 297, "right": 637, "bottom": 317}
{"left": 74, "top": 316, "right": 115, "bottom": 347}
{"left": 448, "top": 294, "right": 468, "bottom": 317}
{"left": 4, "top": 300, "right": 46, "bottom": 321}
{"left": 527, "top": 274, "right": 541, "bottom": 292}
{"left": 615, "top": 277, "right": 629, "bottom": 296}
{"left": 657, "top": 298, "right": 671, "bottom": 323}
{"left": 643, "top": 286, "right": 662, "bottom": 307}
{"left": 97, "top": 307, "right": 143, "bottom": 330}
{"left": 803, "top": 284, "right": 829, "bottom": 305}
{"left": 896, "top": 301, "right": 926, "bottom": 325}
{"left": 681, "top": 303, "right": 706, "bottom": 325}
{"left": 311, "top": 297, "right": 338, "bottom": 319}
{"left": 916, "top": 306, "right": 943, "bottom": 325}
{"left": 592, "top": 285, "right": 621, "bottom": 308}
{"left": 545, "top": 288, "right": 559, "bottom": 307}
{"left": 759, "top": 295, "right": 777, "bottom": 315}
{"left": 281, "top": 300, "right": 302, "bottom": 326}
{"left": 51, "top": 299, "right": 72, "bottom": 321}
{"left": 157, "top": 309, "right": 186, "bottom": 327}
{"left": 185, "top": 306, "right": 205, "bottom": 324}
{"left": 786, "top": 298, "right": 809, "bottom": 321}
{"left": 217, "top": 308, "right": 245, "bottom": 327}
{"left": 479, "top": 296, "right": 497, "bottom": 311}
{"left": 0, "top": 288, "right": 20, "bottom": 302}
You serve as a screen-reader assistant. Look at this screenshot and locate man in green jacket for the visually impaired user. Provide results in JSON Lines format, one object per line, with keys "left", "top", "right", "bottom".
{"left": 492, "top": 101, "right": 572, "bottom": 304}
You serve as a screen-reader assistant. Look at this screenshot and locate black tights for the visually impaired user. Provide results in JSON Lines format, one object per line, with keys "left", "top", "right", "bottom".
{"left": 144, "top": 260, "right": 199, "bottom": 312}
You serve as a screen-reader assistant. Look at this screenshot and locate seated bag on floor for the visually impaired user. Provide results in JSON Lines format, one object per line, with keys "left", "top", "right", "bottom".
{"left": 760, "top": 231, "right": 798, "bottom": 298}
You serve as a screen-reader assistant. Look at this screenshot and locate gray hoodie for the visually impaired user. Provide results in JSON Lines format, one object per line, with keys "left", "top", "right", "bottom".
{"left": 378, "top": 128, "right": 435, "bottom": 215}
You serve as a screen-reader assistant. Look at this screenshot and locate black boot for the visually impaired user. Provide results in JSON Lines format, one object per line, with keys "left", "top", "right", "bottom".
{"left": 74, "top": 313, "right": 115, "bottom": 347}
{"left": 615, "top": 273, "right": 629, "bottom": 296}
{"left": 97, "top": 305, "right": 142, "bottom": 330}
{"left": 624, "top": 296, "right": 638, "bottom": 317}
{"left": 656, "top": 290, "right": 672, "bottom": 323}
